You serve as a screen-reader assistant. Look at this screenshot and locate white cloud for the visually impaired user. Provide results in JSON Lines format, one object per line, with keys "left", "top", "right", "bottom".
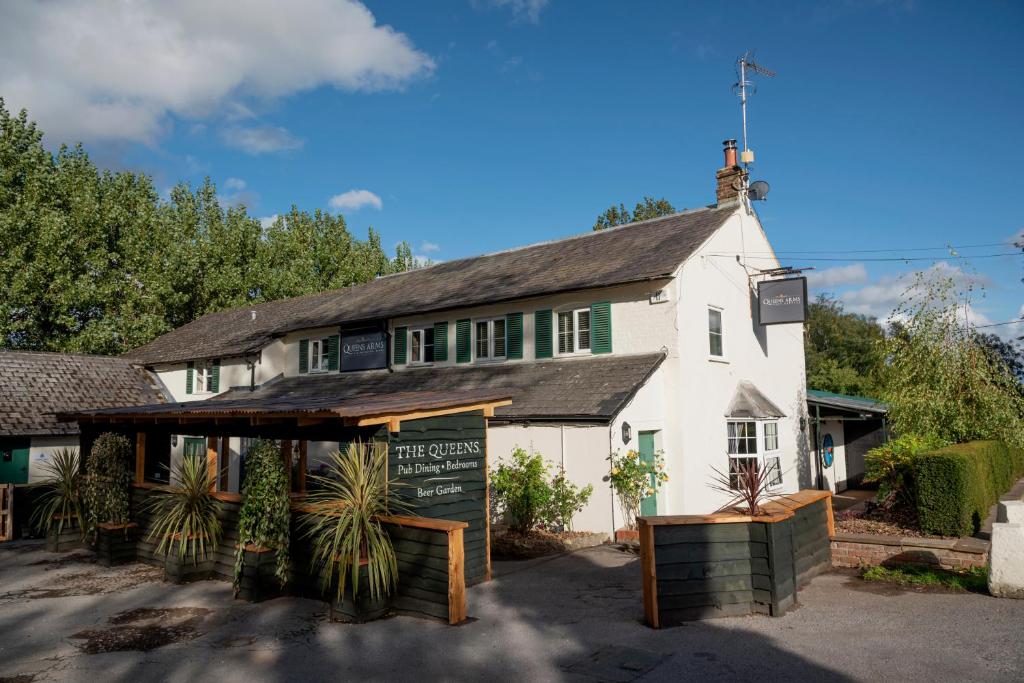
{"left": 224, "top": 177, "right": 247, "bottom": 191}
{"left": 221, "top": 125, "right": 303, "bottom": 154}
{"left": 476, "top": 0, "right": 550, "bottom": 24}
{"left": 839, "top": 262, "right": 989, "bottom": 323}
{"left": 420, "top": 241, "right": 440, "bottom": 253}
{"left": 806, "top": 263, "right": 869, "bottom": 290}
{"left": 0, "top": 0, "right": 435, "bottom": 145}
{"left": 328, "top": 189, "right": 383, "bottom": 212}
{"left": 259, "top": 215, "right": 279, "bottom": 230}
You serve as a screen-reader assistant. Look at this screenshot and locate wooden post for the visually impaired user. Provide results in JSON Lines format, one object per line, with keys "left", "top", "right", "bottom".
{"left": 825, "top": 490, "right": 836, "bottom": 538}
{"left": 484, "top": 431, "right": 492, "bottom": 581}
{"left": 134, "top": 432, "right": 146, "bottom": 483}
{"left": 639, "top": 518, "right": 659, "bottom": 628}
{"left": 280, "top": 440, "right": 293, "bottom": 492}
{"left": 219, "top": 437, "right": 230, "bottom": 492}
{"left": 297, "top": 440, "right": 308, "bottom": 493}
{"left": 0, "top": 484, "right": 13, "bottom": 542}
{"left": 447, "top": 527, "right": 467, "bottom": 625}
{"left": 207, "top": 437, "right": 218, "bottom": 491}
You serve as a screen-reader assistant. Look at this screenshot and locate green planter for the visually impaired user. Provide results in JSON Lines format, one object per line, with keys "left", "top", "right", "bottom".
{"left": 236, "top": 545, "right": 285, "bottom": 603}
{"left": 94, "top": 522, "right": 138, "bottom": 567}
{"left": 45, "top": 517, "right": 84, "bottom": 552}
{"left": 325, "top": 564, "right": 393, "bottom": 623}
{"left": 162, "top": 537, "right": 217, "bottom": 584}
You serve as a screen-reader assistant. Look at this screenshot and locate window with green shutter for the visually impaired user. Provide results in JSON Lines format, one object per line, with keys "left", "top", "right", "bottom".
{"left": 299, "top": 339, "right": 309, "bottom": 374}
{"left": 590, "top": 301, "right": 612, "bottom": 354}
{"left": 534, "top": 310, "right": 553, "bottom": 359}
{"left": 456, "top": 319, "right": 472, "bottom": 363}
{"left": 433, "top": 322, "right": 448, "bottom": 362}
{"left": 327, "top": 335, "right": 340, "bottom": 371}
{"left": 186, "top": 361, "right": 194, "bottom": 394}
{"left": 210, "top": 359, "right": 220, "bottom": 393}
{"left": 393, "top": 326, "right": 408, "bottom": 365}
{"left": 506, "top": 312, "right": 523, "bottom": 359}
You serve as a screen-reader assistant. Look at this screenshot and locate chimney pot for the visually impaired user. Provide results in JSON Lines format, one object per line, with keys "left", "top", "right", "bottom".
{"left": 722, "top": 139, "right": 738, "bottom": 168}
{"left": 715, "top": 139, "right": 747, "bottom": 207}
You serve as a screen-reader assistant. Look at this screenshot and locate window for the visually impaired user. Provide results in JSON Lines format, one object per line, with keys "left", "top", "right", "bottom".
{"left": 411, "top": 327, "right": 435, "bottom": 363}
{"left": 764, "top": 421, "right": 782, "bottom": 486}
{"left": 474, "top": 318, "right": 506, "bottom": 360}
{"left": 727, "top": 420, "right": 757, "bottom": 489}
{"left": 193, "top": 361, "right": 211, "bottom": 393}
{"left": 708, "top": 307, "right": 724, "bottom": 358}
{"left": 557, "top": 309, "right": 591, "bottom": 354}
{"left": 309, "top": 337, "right": 331, "bottom": 372}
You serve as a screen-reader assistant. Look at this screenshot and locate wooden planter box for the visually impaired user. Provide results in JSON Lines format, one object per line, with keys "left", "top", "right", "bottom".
{"left": 162, "top": 537, "right": 217, "bottom": 584}
{"left": 325, "top": 563, "right": 392, "bottom": 623}
{"left": 236, "top": 545, "right": 285, "bottom": 603}
{"left": 94, "top": 522, "right": 138, "bottom": 566}
{"left": 45, "top": 518, "right": 84, "bottom": 552}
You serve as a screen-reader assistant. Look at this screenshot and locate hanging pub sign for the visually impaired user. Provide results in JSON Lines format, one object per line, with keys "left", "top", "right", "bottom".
{"left": 340, "top": 327, "right": 388, "bottom": 371}
{"left": 758, "top": 277, "right": 808, "bottom": 325}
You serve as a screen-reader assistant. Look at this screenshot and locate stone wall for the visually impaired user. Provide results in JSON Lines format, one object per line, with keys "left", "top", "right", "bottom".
{"left": 830, "top": 532, "right": 988, "bottom": 571}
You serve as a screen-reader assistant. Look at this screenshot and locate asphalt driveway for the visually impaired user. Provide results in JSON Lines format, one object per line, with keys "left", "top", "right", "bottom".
{"left": 1, "top": 541, "right": 1022, "bottom": 682}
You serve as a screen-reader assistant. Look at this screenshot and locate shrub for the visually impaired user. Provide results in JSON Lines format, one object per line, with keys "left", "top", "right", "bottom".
{"left": 914, "top": 441, "right": 1024, "bottom": 536}
{"left": 491, "top": 447, "right": 551, "bottom": 533}
{"left": 863, "top": 433, "right": 947, "bottom": 508}
{"left": 606, "top": 449, "right": 667, "bottom": 530}
{"left": 82, "top": 433, "right": 133, "bottom": 538}
{"left": 543, "top": 468, "right": 593, "bottom": 532}
{"left": 234, "top": 439, "right": 291, "bottom": 592}
{"left": 144, "top": 454, "right": 223, "bottom": 564}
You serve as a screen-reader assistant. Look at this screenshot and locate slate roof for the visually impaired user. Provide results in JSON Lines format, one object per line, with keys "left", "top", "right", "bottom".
{"left": 77, "top": 353, "right": 666, "bottom": 423}
{"left": 806, "top": 389, "right": 888, "bottom": 416}
{"left": 0, "top": 351, "right": 166, "bottom": 436}
{"left": 725, "top": 380, "right": 787, "bottom": 419}
{"left": 126, "top": 205, "right": 736, "bottom": 365}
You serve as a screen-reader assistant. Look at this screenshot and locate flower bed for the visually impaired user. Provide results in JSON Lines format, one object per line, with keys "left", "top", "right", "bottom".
{"left": 491, "top": 529, "right": 608, "bottom": 560}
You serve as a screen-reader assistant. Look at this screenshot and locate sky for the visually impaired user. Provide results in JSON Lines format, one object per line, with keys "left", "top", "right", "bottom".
{"left": 2, "top": 0, "right": 1021, "bottom": 336}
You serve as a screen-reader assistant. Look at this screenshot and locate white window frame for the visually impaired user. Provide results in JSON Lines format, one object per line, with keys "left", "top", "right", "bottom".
{"left": 410, "top": 327, "right": 435, "bottom": 364}
{"left": 726, "top": 420, "right": 784, "bottom": 490}
{"left": 708, "top": 305, "right": 725, "bottom": 360}
{"left": 308, "top": 336, "right": 331, "bottom": 373}
{"left": 193, "top": 360, "right": 211, "bottom": 394}
{"left": 763, "top": 421, "right": 783, "bottom": 488}
{"left": 474, "top": 317, "right": 507, "bottom": 362}
{"left": 556, "top": 308, "right": 592, "bottom": 356}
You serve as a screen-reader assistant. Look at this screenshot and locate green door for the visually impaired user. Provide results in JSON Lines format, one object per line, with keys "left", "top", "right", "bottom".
{"left": 0, "top": 437, "right": 30, "bottom": 484}
{"left": 639, "top": 431, "right": 658, "bottom": 517}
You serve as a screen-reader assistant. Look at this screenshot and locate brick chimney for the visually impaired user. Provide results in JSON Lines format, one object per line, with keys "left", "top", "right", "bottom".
{"left": 715, "top": 139, "right": 748, "bottom": 207}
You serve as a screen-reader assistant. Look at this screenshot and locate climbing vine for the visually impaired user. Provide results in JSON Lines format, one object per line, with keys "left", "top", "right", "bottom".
{"left": 82, "top": 433, "right": 133, "bottom": 539}
{"left": 233, "top": 439, "right": 291, "bottom": 591}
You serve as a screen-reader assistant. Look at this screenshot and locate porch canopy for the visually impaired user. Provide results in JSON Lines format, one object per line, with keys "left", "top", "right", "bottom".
{"left": 806, "top": 389, "right": 887, "bottom": 420}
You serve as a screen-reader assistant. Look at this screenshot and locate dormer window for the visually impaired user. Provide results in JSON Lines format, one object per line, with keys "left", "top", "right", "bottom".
{"left": 557, "top": 309, "right": 591, "bottom": 355}
{"left": 411, "top": 327, "right": 435, "bottom": 363}
{"left": 475, "top": 318, "right": 506, "bottom": 361}
{"left": 309, "top": 337, "right": 331, "bottom": 372}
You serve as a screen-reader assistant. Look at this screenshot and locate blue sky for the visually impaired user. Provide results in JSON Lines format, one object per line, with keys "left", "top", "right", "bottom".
{"left": 3, "top": 0, "right": 1021, "bottom": 334}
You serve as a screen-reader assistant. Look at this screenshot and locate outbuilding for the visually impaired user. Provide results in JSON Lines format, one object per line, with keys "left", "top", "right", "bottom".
{"left": 806, "top": 389, "right": 889, "bottom": 493}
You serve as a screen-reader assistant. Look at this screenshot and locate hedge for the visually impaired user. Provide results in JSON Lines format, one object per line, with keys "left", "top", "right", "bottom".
{"left": 914, "top": 441, "right": 1024, "bottom": 537}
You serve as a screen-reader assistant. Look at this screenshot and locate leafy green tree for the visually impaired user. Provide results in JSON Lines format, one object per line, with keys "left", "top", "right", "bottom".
{"left": 805, "top": 295, "right": 884, "bottom": 396}
{"left": 593, "top": 196, "right": 676, "bottom": 231}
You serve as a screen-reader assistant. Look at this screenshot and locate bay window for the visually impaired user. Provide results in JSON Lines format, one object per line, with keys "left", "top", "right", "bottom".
{"left": 726, "top": 419, "right": 783, "bottom": 490}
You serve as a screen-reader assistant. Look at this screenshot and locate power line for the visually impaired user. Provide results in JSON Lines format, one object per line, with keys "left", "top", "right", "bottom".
{"left": 974, "top": 318, "right": 1024, "bottom": 329}
{"left": 710, "top": 242, "right": 1015, "bottom": 256}
{"left": 711, "top": 252, "right": 1022, "bottom": 263}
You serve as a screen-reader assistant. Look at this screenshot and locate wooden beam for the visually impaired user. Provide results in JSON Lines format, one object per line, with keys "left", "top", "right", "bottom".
{"left": 387, "top": 418, "right": 401, "bottom": 433}
{"left": 447, "top": 527, "right": 467, "bottom": 625}
{"left": 353, "top": 400, "right": 512, "bottom": 428}
{"left": 134, "top": 432, "right": 146, "bottom": 484}
{"left": 297, "top": 440, "right": 308, "bottom": 493}
{"left": 207, "top": 437, "right": 218, "bottom": 491}
{"left": 825, "top": 491, "right": 836, "bottom": 539}
{"left": 280, "top": 440, "right": 293, "bottom": 492}
{"left": 639, "top": 518, "right": 659, "bottom": 629}
{"left": 296, "top": 417, "right": 327, "bottom": 427}
{"left": 219, "top": 437, "right": 230, "bottom": 492}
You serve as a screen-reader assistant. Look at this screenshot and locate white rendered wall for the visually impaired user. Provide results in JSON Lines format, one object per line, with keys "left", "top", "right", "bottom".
{"left": 817, "top": 419, "right": 847, "bottom": 494}
{"left": 27, "top": 436, "right": 80, "bottom": 483}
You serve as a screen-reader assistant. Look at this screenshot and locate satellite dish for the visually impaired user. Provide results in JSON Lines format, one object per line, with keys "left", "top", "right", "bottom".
{"left": 747, "top": 180, "right": 770, "bottom": 201}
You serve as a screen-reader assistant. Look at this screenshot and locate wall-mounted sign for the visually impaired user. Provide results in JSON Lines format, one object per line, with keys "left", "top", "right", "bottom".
{"left": 821, "top": 433, "right": 835, "bottom": 468}
{"left": 758, "top": 277, "right": 808, "bottom": 325}
{"left": 392, "top": 438, "right": 484, "bottom": 501}
{"left": 340, "top": 328, "right": 387, "bottom": 371}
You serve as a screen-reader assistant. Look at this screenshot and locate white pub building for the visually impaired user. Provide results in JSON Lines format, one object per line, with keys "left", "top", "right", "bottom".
{"left": 125, "top": 141, "right": 811, "bottom": 534}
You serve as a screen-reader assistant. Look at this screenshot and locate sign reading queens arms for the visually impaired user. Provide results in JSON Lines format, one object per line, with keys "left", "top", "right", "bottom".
{"left": 340, "top": 327, "right": 388, "bottom": 371}
{"left": 757, "top": 277, "right": 808, "bottom": 325}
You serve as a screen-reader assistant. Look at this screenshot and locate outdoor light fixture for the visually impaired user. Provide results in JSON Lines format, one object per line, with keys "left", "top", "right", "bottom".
{"left": 799, "top": 417, "right": 807, "bottom": 432}
{"left": 622, "top": 422, "right": 632, "bottom": 444}
{"left": 171, "top": 435, "right": 178, "bottom": 447}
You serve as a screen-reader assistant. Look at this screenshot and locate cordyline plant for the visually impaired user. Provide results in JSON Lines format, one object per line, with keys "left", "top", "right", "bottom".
{"left": 708, "top": 459, "right": 774, "bottom": 516}
{"left": 144, "top": 454, "right": 223, "bottom": 564}
{"left": 30, "top": 448, "right": 84, "bottom": 538}
{"left": 300, "top": 441, "right": 407, "bottom": 604}
{"left": 82, "top": 433, "right": 133, "bottom": 540}
{"left": 233, "top": 439, "right": 291, "bottom": 592}
{"left": 606, "top": 449, "right": 667, "bottom": 530}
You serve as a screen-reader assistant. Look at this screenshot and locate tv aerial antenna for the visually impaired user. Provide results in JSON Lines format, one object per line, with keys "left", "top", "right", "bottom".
{"left": 733, "top": 51, "right": 775, "bottom": 167}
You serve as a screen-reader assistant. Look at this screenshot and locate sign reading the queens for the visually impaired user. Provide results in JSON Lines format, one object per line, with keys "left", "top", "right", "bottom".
{"left": 391, "top": 439, "right": 484, "bottom": 501}
{"left": 758, "top": 277, "right": 808, "bottom": 325}
{"left": 340, "top": 329, "right": 387, "bottom": 371}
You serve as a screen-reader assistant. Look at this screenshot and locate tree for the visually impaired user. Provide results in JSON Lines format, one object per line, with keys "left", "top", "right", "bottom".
{"left": 593, "top": 196, "right": 676, "bottom": 231}
{"left": 804, "top": 295, "right": 884, "bottom": 396}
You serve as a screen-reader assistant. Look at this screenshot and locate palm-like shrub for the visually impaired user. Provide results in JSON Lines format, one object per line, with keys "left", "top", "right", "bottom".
{"left": 30, "top": 448, "right": 84, "bottom": 537}
{"left": 82, "top": 433, "right": 133, "bottom": 538}
{"left": 709, "top": 460, "right": 774, "bottom": 516}
{"left": 233, "top": 439, "right": 291, "bottom": 591}
{"left": 300, "top": 441, "right": 403, "bottom": 603}
{"left": 145, "top": 454, "right": 222, "bottom": 564}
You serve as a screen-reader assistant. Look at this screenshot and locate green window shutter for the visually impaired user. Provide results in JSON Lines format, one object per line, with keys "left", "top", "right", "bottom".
{"left": 393, "top": 326, "right": 408, "bottom": 365}
{"left": 186, "top": 361, "right": 194, "bottom": 394}
{"left": 299, "top": 339, "right": 309, "bottom": 374}
{"left": 591, "top": 301, "right": 612, "bottom": 354}
{"left": 210, "top": 359, "right": 220, "bottom": 393}
{"left": 433, "top": 322, "right": 449, "bottom": 362}
{"left": 506, "top": 312, "right": 523, "bottom": 360}
{"left": 456, "top": 319, "right": 472, "bottom": 363}
{"left": 328, "top": 335, "right": 340, "bottom": 371}
{"left": 534, "top": 310, "right": 553, "bottom": 359}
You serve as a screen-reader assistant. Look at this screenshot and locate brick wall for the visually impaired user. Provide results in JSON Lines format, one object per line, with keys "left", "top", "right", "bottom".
{"left": 831, "top": 532, "right": 988, "bottom": 571}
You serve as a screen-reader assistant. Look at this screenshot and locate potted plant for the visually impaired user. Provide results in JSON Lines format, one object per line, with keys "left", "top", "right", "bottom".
{"left": 144, "top": 453, "right": 223, "bottom": 583}
{"left": 82, "top": 433, "right": 137, "bottom": 565}
{"left": 606, "top": 449, "right": 668, "bottom": 544}
{"left": 709, "top": 459, "right": 775, "bottom": 516}
{"left": 233, "top": 439, "right": 291, "bottom": 602}
{"left": 31, "top": 448, "right": 85, "bottom": 552}
{"left": 299, "top": 441, "right": 403, "bottom": 622}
